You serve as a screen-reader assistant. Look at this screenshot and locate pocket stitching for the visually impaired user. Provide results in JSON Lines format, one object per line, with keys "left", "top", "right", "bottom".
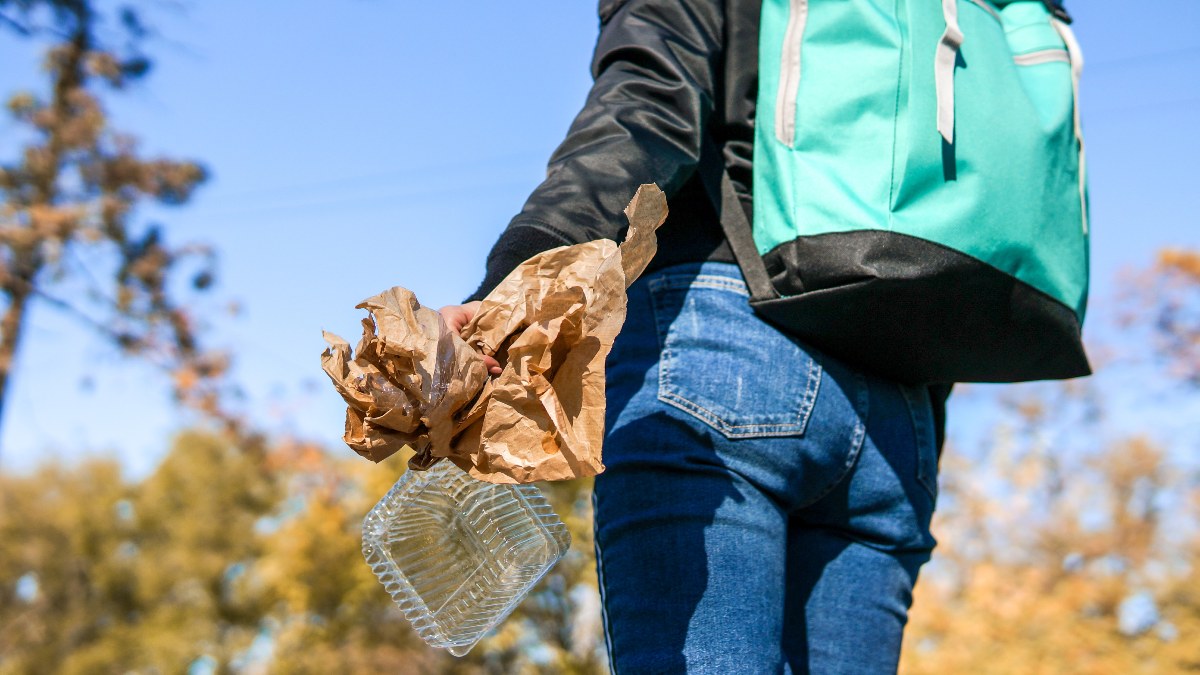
{"left": 795, "top": 371, "right": 869, "bottom": 510}
{"left": 660, "top": 352, "right": 821, "bottom": 431}
{"left": 649, "top": 274, "right": 750, "bottom": 297}
{"left": 650, "top": 275, "right": 821, "bottom": 439}
{"left": 658, "top": 392, "right": 815, "bottom": 437}
{"left": 902, "top": 386, "right": 939, "bottom": 501}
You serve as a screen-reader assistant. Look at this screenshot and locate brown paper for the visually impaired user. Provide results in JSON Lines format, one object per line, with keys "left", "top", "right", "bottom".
{"left": 320, "top": 286, "right": 490, "bottom": 463}
{"left": 321, "top": 184, "right": 668, "bottom": 483}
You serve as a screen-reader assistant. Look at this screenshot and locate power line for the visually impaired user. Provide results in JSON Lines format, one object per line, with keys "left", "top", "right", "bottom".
{"left": 193, "top": 172, "right": 536, "bottom": 221}
{"left": 208, "top": 151, "right": 542, "bottom": 204}
{"left": 1087, "top": 96, "right": 1200, "bottom": 118}
{"left": 1087, "top": 45, "right": 1200, "bottom": 71}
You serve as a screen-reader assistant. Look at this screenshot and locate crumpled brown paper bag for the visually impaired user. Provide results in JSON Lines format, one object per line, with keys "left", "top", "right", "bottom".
{"left": 321, "top": 184, "right": 668, "bottom": 483}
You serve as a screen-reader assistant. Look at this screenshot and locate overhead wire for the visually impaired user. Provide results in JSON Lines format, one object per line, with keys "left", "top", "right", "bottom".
{"left": 209, "top": 150, "right": 539, "bottom": 203}
{"left": 191, "top": 48, "right": 1200, "bottom": 218}
{"left": 1086, "top": 45, "right": 1200, "bottom": 72}
{"left": 187, "top": 151, "right": 547, "bottom": 221}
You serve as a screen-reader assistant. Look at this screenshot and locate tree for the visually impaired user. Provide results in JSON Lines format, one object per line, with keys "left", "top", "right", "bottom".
{"left": 0, "top": 433, "right": 610, "bottom": 674}
{"left": 1139, "top": 248, "right": 1200, "bottom": 385}
{"left": 0, "top": 432, "right": 280, "bottom": 673}
{"left": 0, "top": 0, "right": 225, "bottom": 441}
{"left": 900, "top": 250, "right": 1200, "bottom": 674}
{"left": 255, "top": 445, "right": 607, "bottom": 675}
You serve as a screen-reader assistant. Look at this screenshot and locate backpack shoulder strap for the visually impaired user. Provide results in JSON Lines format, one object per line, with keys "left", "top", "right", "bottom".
{"left": 698, "top": 134, "right": 781, "bottom": 301}
{"left": 1042, "top": 0, "right": 1072, "bottom": 23}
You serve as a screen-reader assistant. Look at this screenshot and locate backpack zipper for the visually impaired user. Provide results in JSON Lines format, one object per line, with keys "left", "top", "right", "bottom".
{"left": 774, "top": 0, "right": 809, "bottom": 147}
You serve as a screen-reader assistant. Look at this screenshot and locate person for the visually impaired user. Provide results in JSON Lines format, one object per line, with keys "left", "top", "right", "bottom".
{"left": 441, "top": 0, "right": 1074, "bottom": 671}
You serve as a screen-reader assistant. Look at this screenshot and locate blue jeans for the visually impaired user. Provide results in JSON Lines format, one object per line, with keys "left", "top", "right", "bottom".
{"left": 593, "top": 262, "right": 939, "bottom": 674}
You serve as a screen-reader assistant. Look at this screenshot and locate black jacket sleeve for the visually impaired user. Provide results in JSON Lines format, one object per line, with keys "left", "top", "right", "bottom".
{"left": 466, "top": 0, "right": 725, "bottom": 301}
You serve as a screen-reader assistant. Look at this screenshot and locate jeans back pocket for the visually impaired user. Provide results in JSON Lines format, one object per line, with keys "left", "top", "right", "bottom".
{"left": 650, "top": 272, "right": 822, "bottom": 439}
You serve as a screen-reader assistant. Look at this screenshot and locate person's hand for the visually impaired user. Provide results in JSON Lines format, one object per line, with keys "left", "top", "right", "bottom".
{"left": 439, "top": 301, "right": 502, "bottom": 375}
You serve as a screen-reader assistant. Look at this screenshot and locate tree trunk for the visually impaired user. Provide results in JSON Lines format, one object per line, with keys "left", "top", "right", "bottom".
{"left": 0, "top": 28, "right": 86, "bottom": 449}
{"left": 0, "top": 284, "right": 32, "bottom": 449}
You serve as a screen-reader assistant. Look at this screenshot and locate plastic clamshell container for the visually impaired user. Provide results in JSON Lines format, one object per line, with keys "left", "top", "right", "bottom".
{"left": 361, "top": 461, "right": 571, "bottom": 656}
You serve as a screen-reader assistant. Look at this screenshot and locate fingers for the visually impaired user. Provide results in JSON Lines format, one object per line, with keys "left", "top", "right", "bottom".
{"left": 439, "top": 301, "right": 502, "bottom": 376}
{"left": 438, "top": 300, "right": 482, "bottom": 334}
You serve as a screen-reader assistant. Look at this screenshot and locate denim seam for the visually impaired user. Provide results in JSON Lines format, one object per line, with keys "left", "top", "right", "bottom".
{"left": 650, "top": 274, "right": 750, "bottom": 297}
{"left": 795, "top": 371, "right": 870, "bottom": 510}
{"left": 658, "top": 396, "right": 815, "bottom": 437}
{"left": 656, "top": 358, "right": 821, "bottom": 437}
{"left": 652, "top": 336, "right": 820, "bottom": 437}
{"left": 649, "top": 276, "right": 822, "bottom": 438}
{"left": 902, "top": 386, "right": 939, "bottom": 500}
{"left": 592, "top": 489, "right": 620, "bottom": 675}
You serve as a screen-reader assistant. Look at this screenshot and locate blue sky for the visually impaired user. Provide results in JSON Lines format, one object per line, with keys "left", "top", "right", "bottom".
{"left": 0, "top": 0, "right": 1198, "bottom": 476}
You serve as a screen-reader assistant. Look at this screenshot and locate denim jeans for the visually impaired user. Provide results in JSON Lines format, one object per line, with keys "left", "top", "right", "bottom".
{"left": 593, "top": 262, "right": 939, "bottom": 674}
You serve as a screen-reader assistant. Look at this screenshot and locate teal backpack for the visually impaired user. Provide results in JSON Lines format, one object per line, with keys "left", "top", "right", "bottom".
{"left": 708, "top": 0, "right": 1090, "bottom": 384}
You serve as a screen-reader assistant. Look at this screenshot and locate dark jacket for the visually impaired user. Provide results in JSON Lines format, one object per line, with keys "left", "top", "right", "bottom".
{"left": 466, "top": 0, "right": 1070, "bottom": 303}
{"left": 467, "top": 0, "right": 1072, "bottom": 448}
{"left": 466, "top": 0, "right": 757, "bottom": 302}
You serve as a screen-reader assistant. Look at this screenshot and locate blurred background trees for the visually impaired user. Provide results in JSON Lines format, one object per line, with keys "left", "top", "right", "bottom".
{"left": 1, "top": 250, "right": 1195, "bottom": 674}
{"left": 0, "top": 434, "right": 607, "bottom": 674}
{"left": 900, "top": 250, "right": 1200, "bottom": 674}
{"left": 0, "top": 0, "right": 222, "bottom": 439}
{"left": 0, "top": 1, "right": 1197, "bottom": 674}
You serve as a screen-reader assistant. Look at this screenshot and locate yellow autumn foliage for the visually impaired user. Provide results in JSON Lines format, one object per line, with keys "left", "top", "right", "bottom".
{"left": 1, "top": 254, "right": 1197, "bottom": 673}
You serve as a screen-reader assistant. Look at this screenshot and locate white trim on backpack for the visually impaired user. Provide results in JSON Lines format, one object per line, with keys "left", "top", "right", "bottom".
{"left": 935, "top": 0, "right": 965, "bottom": 144}
{"left": 774, "top": 0, "right": 809, "bottom": 147}
{"left": 1051, "top": 17, "right": 1088, "bottom": 234}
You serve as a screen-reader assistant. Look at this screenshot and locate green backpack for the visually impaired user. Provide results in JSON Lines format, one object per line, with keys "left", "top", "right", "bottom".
{"left": 708, "top": 0, "right": 1089, "bottom": 384}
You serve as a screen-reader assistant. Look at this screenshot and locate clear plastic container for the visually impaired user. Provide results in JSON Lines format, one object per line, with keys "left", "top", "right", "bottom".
{"left": 361, "top": 460, "right": 571, "bottom": 656}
